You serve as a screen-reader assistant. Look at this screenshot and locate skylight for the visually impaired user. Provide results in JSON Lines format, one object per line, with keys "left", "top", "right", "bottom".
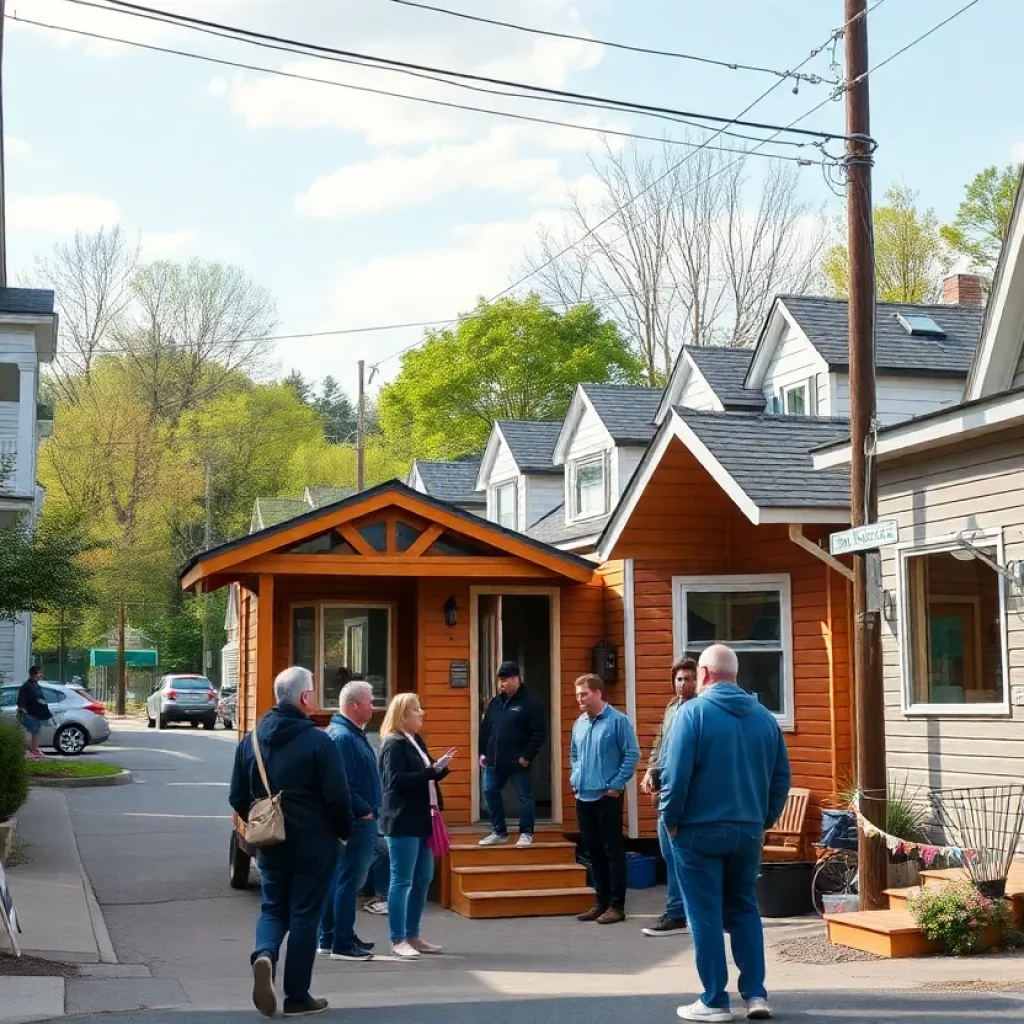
{"left": 896, "top": 312, "right": 947, "bottom": 338}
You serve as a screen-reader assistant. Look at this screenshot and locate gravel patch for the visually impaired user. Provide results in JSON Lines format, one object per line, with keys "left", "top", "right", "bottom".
{"left": 772, "top": 934, "right": 882, "bottom": 964}
{"left": 918, "top": 979, "right": 1024, "bottom": 994}
{"left": 0, "top": 953, "right": 79, "bottom": 977}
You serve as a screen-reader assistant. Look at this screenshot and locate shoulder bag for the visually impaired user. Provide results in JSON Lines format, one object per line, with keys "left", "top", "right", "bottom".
{"left": 245, "top": 728, "right": 286, "bottom": 848}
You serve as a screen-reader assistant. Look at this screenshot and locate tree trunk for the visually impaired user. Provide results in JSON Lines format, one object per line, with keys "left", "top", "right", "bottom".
{"left": 116, "top": 598, "right": 126, "bottom": 717}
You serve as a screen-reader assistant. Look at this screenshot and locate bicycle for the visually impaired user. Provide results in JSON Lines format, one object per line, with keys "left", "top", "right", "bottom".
{"left": 811, "top": 808, "right": 859, "bottom": 916}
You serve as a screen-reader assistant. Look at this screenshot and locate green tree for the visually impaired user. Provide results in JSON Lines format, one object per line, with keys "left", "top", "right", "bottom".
{"left": 823, "top": 184, "right": 951, "bottom": 303}
{"left": 313, "top": 376, "right": 357, "bottom": 443}
{"left": 941, "top": 163, "right": 1021, "bottom": 276}
{"left": 378, "top": 294, "right": 642, "bottom": 459}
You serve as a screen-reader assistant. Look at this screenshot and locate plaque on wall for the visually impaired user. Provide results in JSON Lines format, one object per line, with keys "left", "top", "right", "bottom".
{"left": 449, "top": 660, "right": 470, "bottom": 689}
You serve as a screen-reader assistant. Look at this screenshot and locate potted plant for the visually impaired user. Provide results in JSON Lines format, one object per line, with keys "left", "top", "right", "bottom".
{"left": 909, "top": 882, "right": 1018, "bottom": 956}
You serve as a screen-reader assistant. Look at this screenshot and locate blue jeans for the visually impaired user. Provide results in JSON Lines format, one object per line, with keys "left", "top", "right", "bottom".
{"left": 372, "top": 836, "right": 389, "bottom": 898}
{"left": 658, "top": 815, "right": 687, "bottom": 922}
{"left": 386, "top": 836, "right": 434, "bottom": 944}
{"left": 253, "top": 836, "right": 337, "bottom": 1004}
{"left": 673, "top": 825, "right": 766, "bottom": 1011}
{"left": 483, "top": 764, "right": 535, "bottom": 836}
{"left": 319, "top": 819, "right": 378, "bottom": 952}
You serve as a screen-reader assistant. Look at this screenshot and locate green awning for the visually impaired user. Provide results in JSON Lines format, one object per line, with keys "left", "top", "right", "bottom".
{"left": 89, "top": 649, "right": 158, "bottom": 667}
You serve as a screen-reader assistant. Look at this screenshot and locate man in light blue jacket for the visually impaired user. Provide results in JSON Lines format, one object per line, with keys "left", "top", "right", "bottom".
{"left": 660, "top": 644, "right": 791, "bottom": 1023}
{"left": 570, "top": 673, "right": 640, "bottom": 925}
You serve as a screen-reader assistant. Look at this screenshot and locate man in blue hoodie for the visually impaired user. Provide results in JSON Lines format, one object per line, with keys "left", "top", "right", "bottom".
{"left": 317, "top": 679, "right": 383, "bottom": 961}
{"left": 229, "top": 666, "right": 352, "bottom": 1019}
{"left": 660, "top": 645, "right": 791, "bottom": 1023}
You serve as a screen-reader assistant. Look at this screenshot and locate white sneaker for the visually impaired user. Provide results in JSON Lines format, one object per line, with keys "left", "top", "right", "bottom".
{"left": 745, "top": 998, "right": 772, "bottom": 1020}
{"left": 478, "top": 833, "right": 509, "bottom": 846}
{"left": 362, "top": 899, "right": 388, "bottom": 915}
{"left": 408, "top": 937, "right": 443, "bottom": 954}
{"left": 677, "top": 999, "right": 733, "bottom": 1022}
{"left": 516, "top": 834, "right": 534, "bottom": 847}
{"left": 392, "top": 941, "right": 421, "bottom": 960}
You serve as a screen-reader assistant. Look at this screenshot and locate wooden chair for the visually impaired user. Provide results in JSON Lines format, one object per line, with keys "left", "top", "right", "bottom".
{"left": 762, "top": 787, "right": 810, "bottom": 862}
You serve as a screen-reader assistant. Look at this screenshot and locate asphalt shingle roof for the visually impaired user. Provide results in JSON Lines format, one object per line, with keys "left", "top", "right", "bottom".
{"left": 779, "top": 295, "right": 984, "bottom": 377}
{"left": 526, "top": 503, "right": 609, "bottom": 548}
{"left": 413, "top": 458, "right": 485, "bottom": 506}
{"left": 0, "top": 288, "right": 54, "bottom": 316}
{"left": 253, "top": 498, "right": 309, "bottom": 529}
{"left": 674, "top": 408, "right": 851, "bottom": 509}
{"left": 684, "top": 345, "right": 763, "bottom": 409}
{"left": 581, "top": 384, "right": 663, "bottom": 444}
{"left": 305, "top": 485, "right": 353, "bottom": 509}
{"left": 497, "top": 420, "right": 562, "bottom": 473}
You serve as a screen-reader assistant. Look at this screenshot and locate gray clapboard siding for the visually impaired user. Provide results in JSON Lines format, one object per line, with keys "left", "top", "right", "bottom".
{"left": 877, "top": 425, "right": 1024, "bottom": 792}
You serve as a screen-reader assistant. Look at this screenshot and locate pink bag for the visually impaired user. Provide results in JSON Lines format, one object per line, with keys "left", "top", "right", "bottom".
{"left": 428, "top": 808, "right": 451, "bottom": 857}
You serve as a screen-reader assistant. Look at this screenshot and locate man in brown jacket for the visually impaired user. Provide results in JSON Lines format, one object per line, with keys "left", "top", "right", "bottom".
{"left": 639, "top": 657, "right": 697, "bottom": 937}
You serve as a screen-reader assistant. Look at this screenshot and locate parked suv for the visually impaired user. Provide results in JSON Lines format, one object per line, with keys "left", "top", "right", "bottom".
{"left": 147, "top": 674, "right": 218, "bottom": 730}
{"left": 218, "top": 686, "right": 237, "bottom": 730}
{"left": 0, "top": 681, "right": 111, "bottom": 755}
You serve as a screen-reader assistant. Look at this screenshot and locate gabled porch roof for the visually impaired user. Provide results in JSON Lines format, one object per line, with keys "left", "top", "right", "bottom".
{"left": 180, "top": 479, "right": 596, "bottom": 593}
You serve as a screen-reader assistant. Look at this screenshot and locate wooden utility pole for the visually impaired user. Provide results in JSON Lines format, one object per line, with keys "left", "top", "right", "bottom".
{"left": 201, "top": 453, "right": 212, "bottom": 678}
{"left": 356, "top": 359, "right": 365, "bottom": 492}
{"left": 0, "top": 0, "right": 8, "bottom": 287}
{"left": 115, "top": 598, "right": 127, "bottom": 717}
{"left": 845, "top": 0, "right": 887, "bottom": 910}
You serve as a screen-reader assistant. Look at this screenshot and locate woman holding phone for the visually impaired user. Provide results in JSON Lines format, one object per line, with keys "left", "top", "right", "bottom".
{"left": 378, "top": 693, "right": 456, "bottom": 960}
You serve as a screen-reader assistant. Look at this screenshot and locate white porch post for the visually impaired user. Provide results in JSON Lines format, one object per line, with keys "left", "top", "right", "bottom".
{"left": 15, "top": 365, "right": 35, "bottom": 495}
{"left": 12, "top": 613, "right": 30, "bottom": 682}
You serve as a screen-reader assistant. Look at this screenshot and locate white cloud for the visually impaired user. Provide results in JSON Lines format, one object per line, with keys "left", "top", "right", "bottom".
{"left": 1011, "top": 141, "right": 1024, "bottom": 164}
{"left": 4, "top": 136, "right": 30, "bottom": 158}
{"left": 140, "top": 229, "right": 199, "bottom": 259}
{"left": 8, "top": 194, "right": 120, "bottom": 234}
{"left": 296, "top": 127, "right": 564, "bottom": 218}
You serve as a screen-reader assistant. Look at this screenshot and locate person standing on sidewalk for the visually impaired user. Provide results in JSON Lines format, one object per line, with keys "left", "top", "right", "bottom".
{"left": 570, "top": 673, "right": 640, "bottom": 926}
{"left": 478, "top": 661, "right": 546, "bottom": 848}
{"left": 660, "top": 644, "right": 791, "bottom": 1023}
{"left": 317, "top": 680, "right": 382, "bottom": 962}
{"left": 639, "top": 657, "right": 698, "bottom": 938}
{"left": 17, "top": 666, "right": 51, "bottom": 761}
{"left": 229, "top": 666, "right": 352, "bottom": 1019}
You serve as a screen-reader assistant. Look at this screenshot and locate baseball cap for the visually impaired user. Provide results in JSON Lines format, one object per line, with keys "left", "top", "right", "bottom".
{"left": 496, "top": 661, "right": 520, "bottom": 679}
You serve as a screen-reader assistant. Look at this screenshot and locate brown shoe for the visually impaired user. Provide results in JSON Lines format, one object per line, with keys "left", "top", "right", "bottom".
{"left": 597, "top": 908, "right": 626, "bottom": 925}
{"left": 577, "top": 905, "right": 606, "bottom": 922}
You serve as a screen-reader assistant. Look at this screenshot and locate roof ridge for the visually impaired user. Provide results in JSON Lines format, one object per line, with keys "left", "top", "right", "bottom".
{"left": 675, "top": 406, "right": 851, "bottom": 425}
{"left": 780, "top": 292, "right": 984, "bottom": 314}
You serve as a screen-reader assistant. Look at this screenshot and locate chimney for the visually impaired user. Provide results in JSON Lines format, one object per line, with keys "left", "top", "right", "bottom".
{"left": 942, "top": 273, "right": 984, "bottom": 307}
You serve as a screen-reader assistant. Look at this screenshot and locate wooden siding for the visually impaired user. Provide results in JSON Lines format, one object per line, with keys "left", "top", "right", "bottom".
{"left": 524, "top": 473, "right": 563, "bottom": 530}
{"left": 677, "top": 364, "right": 722, "bottom": 411}
{"left": 616, "top": 446, "right": 646, "bottom": 502}
{"left": 0, "top": 619, "right": 14, "bottom": 681}
{"left": 1013, "top": 351, "right": 1024, "bottom": 389}
{"left": 878, "top": 426, "right": 1024, "bottom": 790}
{"left": 835, "top": 375, "right": 963, "bottom": 426}
{"left": 610, "top": 437, "right": 853, "bottom": 838}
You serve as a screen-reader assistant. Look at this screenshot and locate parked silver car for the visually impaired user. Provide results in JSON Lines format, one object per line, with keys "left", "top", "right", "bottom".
{"left": 147, "top": 674, "right": 218, "bottom": 729}
{"left": 0, "top": 681, "right": 111, "bottom": 755}
{"left": 217, "top": 686, "right": 237, "bottom": 730}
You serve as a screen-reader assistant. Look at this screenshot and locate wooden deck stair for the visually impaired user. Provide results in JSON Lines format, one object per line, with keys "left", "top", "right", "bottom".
{"left": 445, "top": 837, "right": 595, "bottom": 919}
{"left": 825, "top": 862, "right": 1024, "bottom": 958}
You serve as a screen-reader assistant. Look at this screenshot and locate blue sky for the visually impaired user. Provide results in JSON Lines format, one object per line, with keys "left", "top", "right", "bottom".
{"left": 5, "top": 0, "right": 1020, "bottom": 396}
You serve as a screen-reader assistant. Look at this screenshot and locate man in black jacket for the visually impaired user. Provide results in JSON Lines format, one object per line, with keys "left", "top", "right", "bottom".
{"left": 229, "top": 666, "right": 352, "bottom": 1019}
{"left": 478, "top": 661, "right": 546, "bottom": 847}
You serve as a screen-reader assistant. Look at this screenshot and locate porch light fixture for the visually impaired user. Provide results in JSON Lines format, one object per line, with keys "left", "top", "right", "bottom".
{"left": 953, "top": 532, "right": 1024, "bottom": 597}
{"left": 444, "top": 596, "right": 458, "bottom": 628}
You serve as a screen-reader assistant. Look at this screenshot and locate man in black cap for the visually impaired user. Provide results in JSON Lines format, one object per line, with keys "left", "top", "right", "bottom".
{"left": 478, "top": 661, "right": 546, "bottom": 847}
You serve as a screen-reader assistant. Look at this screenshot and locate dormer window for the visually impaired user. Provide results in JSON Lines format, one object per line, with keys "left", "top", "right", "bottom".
{"left": 492, "top": 480, "right": 517, "bottom": 530}
{"left": 570, "top": 453, "right": 608, "bottom": 520}
{"left": 896, "top": 312, "right": 946, "bottom": 338}
{"left": 782, "top": 383, "right": 807, "bottom": 416}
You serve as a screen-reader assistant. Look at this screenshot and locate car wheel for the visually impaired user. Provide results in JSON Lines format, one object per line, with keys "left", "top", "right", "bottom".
{"left": 147, "top": 716, "right": 155, "bottom": 729}
{"left": 203, "top": 716, "right": 216, "bottom": 731}
{"left": 159, "top": 715, "right": 168, "bottom": 729}
{"left": 54, "top": 723, "right": 88, "bottom": 756}
{"left": 191, "top": 721, "right": 200, "bottom": 729}
{"left": 229, "top": 829, "right": 251, "bottom": 889}
{"left": 223, "top": 719, "right": 233, "bottom": 730}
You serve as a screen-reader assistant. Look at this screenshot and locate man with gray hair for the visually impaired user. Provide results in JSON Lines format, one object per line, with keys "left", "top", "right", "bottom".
{"left": 659, "top": 644, "right": 791, "bottom": 1023}
{"left": 230, "top": 666, "right": 352, "bottom": 1018}
{"left": 317, "top": 677, "right": 382, "bottom": 961}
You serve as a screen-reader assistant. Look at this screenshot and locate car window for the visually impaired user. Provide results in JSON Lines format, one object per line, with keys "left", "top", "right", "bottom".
{"left": 0, "top": 688, "right": 18, "bottom": 708}
{"left": 168, "top": 678, "right": 213, "bottom": 690}
{"left": 41, "top": 686, "right": 66, "bottom": 703}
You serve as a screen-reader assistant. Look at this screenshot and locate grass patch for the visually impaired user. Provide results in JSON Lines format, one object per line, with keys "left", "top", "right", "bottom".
{"left": 5, "top": 837, "right": 30, "bottom": 868}
{"left": 27, "top": 760, "right": 122, "bottom": 779}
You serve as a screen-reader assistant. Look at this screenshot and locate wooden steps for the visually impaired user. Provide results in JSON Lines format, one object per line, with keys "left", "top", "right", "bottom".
{"left": 445, "top": 836, "right": 594, "bottom": 919}
{"left": 826, "top": 860, "right": 1024, "bottom": 958}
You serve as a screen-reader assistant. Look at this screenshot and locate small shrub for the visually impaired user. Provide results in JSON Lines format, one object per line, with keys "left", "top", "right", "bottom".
{"left": 0, "top": 721, "right": 30, "bottom": 821}
{"left": 909, "top": 882, "right": 1012, "bottom": 956}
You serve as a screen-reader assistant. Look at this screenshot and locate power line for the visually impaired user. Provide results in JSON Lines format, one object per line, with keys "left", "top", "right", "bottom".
{"left": 382, "top": 0, "right": 839, "bottom": 88}
{"left": 13, "top": 15, "right": 827, "bottom": 161}
{"left": 55, "top": 0, "right": 856, "bottom": 144}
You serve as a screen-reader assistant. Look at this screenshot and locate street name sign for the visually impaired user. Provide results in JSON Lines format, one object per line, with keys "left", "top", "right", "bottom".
{"left": 829, "top": 519, "right": 899, "bottom": 556}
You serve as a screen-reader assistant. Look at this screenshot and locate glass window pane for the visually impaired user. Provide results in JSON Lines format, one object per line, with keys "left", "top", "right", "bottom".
{"left": 907, "top": 548, "right": 1003, "bottom": 706}
{"left": 322, "top": 607, "right": 390, "bottom": 707}
{"left": 683, "top": 649, "right": 782, "bottom": 713}
{"left": 395, "top": 522, "right": 422, "bottom": 552}
{"left": 495, "top": 483, "right": 516, "bottom": 529}
{"left": 575, "top": 460, "right": 605, "bottom": 516}
{"left": 785, "top": 387, "right": 806, "bottom": 415}
{"left": 292, "top": 607, "right": 316, "bottom": 672}
{"left": 687, "top": 591, "right": 781, "bottom": 645}
{"left": 0, "top": 688, "right": 17, "bottom": 707}
{"left": 357, "top": 522, "right": 387, "bottom": 552}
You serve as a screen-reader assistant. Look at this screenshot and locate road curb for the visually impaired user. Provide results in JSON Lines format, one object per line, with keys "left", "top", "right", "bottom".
{"left": 30, "top": 771, "right": 133, "bottom": 789}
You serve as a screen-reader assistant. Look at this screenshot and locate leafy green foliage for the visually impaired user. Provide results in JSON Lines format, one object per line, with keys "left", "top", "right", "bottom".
{"left": 823, "top": 185, "right": 951, "bottom": 303}
{"left": 941, "top": 164, "right": 1021, "bottom": 275}
{"left": 27, "top": 760, "right": 122, "bottom": 779}
{"left": 909, "top": 882, "right": 1012, "bottom": 956}
{"left": 378, "top": 294, "right": 642, "bottom": 459}
{"left": 0, "top": 722, "right": 30, "bottom": 821}
{"left": 834, "top": 773, "right": 930, "bottom": 841}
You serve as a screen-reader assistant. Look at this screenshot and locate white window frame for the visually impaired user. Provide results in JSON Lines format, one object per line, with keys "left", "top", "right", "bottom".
{"left": 490, "top": 479, "right": 518, "bottom": 530}
{"left": 896, "top": 528, "right": 1010, "bottom": 717}
{"left": 569, "top": 451, "right": 609, "bottom": 522}
{"left": 309, "top": 602, "right": 394, "bottom": 708}
{"left": 781, "top": 382, "right": 808, "bottom": 416}
{"left": 672, "top": 574, "right": 794, "bottom": 729}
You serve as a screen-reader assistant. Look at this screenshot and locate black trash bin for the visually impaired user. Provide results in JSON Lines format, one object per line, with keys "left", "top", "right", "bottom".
{"left": 755, "top": 861, "right": 814, "bottom": 917}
